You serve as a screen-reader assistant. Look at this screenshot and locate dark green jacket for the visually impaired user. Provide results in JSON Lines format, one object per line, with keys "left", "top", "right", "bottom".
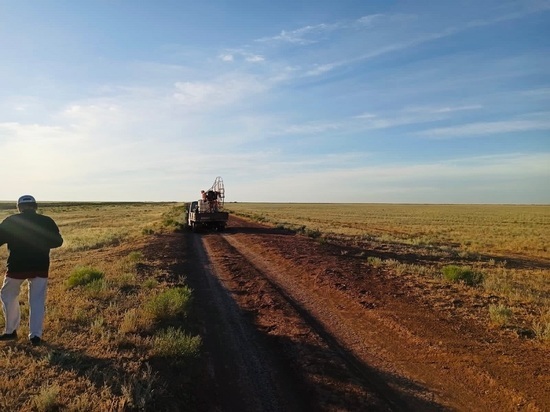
{"left": 0, "top": 210, "right": 63, "bottom": 277}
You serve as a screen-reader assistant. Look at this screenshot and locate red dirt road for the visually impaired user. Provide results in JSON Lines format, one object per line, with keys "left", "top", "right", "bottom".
{"left": 182, "top": 216, "right": 549, "bottom": 411}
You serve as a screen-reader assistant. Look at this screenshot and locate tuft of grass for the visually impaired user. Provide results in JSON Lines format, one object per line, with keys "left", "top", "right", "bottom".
{"left": 120, "top": 308, "right": 153, "bottom": 334}
{"left": 488, "top": 304, "right": 513, "bottom": 327}
{"left": 90, "top": 316, "right": 106, "bottom": 337}
{"left": 142, "top": 278, "right": 158, "bottom": 289}
{"left": 442, "top": 265, "right": 484, "bottom": 286}
{"left": 127, "top": 251, "right": 143, "bottom": 262}
{"left": 145, "top": 287, "right": 193, "bottom": 322}
{"left": 67, "top": 267, "right": 105, "bottom": 289}
{"left": 67, "top": 394, "right": 94, "bottom": 412}
{"left": 84, "top": 278, "right": 107, "bottom": 294}
{"left": 532, "top": 311, "right": 550, "bottom": 342}
{"left": 121, "top": 363, "right": 160, "bottom": 410}
{"left": 111, "top": 273, "right": 137, "bottom": 290}
{"left": 152, "top": 327, "right": 201, "bottom": 359}
{"left": 71, "top": 308, "right": 90, "bottom": 325}
{"left": 367, "top": 256, "right": 383, "bottom": 268}
{"left": 31, "top": 384, "right": 60, "bottom": 412}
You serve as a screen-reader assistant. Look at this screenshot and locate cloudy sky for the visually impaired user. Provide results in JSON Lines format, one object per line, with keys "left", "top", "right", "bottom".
{"left": 1, "top": 1, "right": 548, "bottom": 203}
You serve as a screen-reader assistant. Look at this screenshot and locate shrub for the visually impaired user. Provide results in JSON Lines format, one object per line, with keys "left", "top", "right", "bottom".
{"left": 91, "top": 316, "right": 106, "bottom": 337}
{"left": 120, "top": 308, "right": 154, "bottom": 334}
{"left": 489, "top": 304, "right": 513, "bottom": 326}
{"left": 532, "top": 312, "right": 550, "bottom": 342}
{"left": 367, "top": 256, "right": 383, "bottom": 268}
{"left": 111, "top": 273, "right": 137, "bottom": 289}
{"left": 142, "top": 278, "right": 158, "bottom": 289}
{"left": 145, "top": 287, "right": 193, "bottom": 322}
{"left": 67, "top": 267, "right": 105, "bottom": 289}
{"left": 442, "top": 265, "right": 483, "bottom": 286}
{"left": 84, "top": 278, "right": 108, "bottom": 295}
{"left": 128, "top": 251, "right": 143, "bottom": 261}
{"left": 31, "top": 384, "right": 60, "bottom": 412}
{"left": 304, "top": 228, "right": 322, "bottom": 239}
{"left": 152, "top": 327, "right": 201, "bottom": 359}
{"left": 121, "top": 364, "right": 159, "bottom": 410}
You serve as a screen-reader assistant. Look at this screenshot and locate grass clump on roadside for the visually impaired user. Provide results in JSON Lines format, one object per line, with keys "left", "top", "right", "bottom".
{"left": 152, "top": 327, "right": 201, "bottom": 359}
{"left": 120, "top": 308, "right": 153, "bottom": 334}
{"left": 145, "top": 287, "right": 193, "bottom": 322}
{"left": 441, "top": 265, "right": 484, "bottom": 286}
{"left": 121, "top": 364, "right": 159, "bottom": 410}
{"left": 489, "top": 304, "right": 513, "bottom": 327}
{"left": 31, "top": 384, "right": 60, "bottom": 412}
{"left": 66, "top": 266, "right": 105, "bottom": 289}
{"left": 532, "top": 311, "right": 550, "bottom": 343}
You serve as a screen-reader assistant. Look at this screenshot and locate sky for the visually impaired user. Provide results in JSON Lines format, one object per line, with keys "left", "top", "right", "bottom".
{"left": 0, "top": 0, "right": 549, "bottom": 203}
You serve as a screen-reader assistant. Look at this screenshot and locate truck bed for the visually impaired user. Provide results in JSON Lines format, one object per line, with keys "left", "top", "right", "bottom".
{"left": 189, "top": 211, "right": 229, "bottom": 222}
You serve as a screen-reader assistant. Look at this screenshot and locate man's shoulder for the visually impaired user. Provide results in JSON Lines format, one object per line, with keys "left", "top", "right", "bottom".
{"left": 33, "top": 213, "right": 57, "bottom": 223}
{"left": 1, "top": 213, "right": 20, "bottom": 224}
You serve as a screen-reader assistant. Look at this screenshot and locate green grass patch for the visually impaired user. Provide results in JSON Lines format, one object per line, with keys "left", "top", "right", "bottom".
{"left": 442, "top": 265, "right": 484, "bottom": 286}
{"left": 67, "top": 267, "right": 105, "bottom": 289}
{"left": 488, "top": 304, "right": 513, "bottom": 327}
{"left": 152, "top": 327, "right": 201, "bottom": 359}
{"left": 145, "top": 287, "right": 193, "bottom": 322}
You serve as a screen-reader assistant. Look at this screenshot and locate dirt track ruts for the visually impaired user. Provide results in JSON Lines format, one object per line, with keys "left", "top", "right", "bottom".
{"left": 188, "top": 216, "right": 549, "bottom": 412}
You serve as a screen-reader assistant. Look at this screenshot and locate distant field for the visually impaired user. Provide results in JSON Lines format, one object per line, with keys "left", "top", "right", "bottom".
{"left": 226, "top": 203, "right": 550, "bottom": 261}
{"left": 227, "top": 203, "right": 550, "bottom": 327}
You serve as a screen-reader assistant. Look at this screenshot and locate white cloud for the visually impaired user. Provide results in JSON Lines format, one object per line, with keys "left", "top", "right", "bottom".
{"left": 257, "top": 22, "right": 342, "bottom": 45}
{"left": 219, "top": 53, "right": 234, "bottom": 62}
{"left": 357, "top": 14, "right": 384, "bottom": 25}
{"left": 173, "top": 74, "right": 267, "bottom": 109}
{"left": 418, "top": 118, "right": 550, "bottom": 138}
{"left": 219, "top": 49, "right": 265, "bottom": 63}
{"left": 404, "top": 105, "right": 483, "bottom": 114}
{"left": 245, "top": 54, "right": 265, "bottom": 63}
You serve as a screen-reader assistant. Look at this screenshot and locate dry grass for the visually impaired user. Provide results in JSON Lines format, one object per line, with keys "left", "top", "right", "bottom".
{"left": 0, "top": 202, "right": 198, "bottom": 411}
{"left": 227, "top": 202, "right": 550, "bottom": 339}
{"left": 227, "top": 203, "right": 550, "bottom": 260}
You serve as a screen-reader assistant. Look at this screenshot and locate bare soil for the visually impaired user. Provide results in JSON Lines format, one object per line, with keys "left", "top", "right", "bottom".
{"left": 146, "top": 215, "right": 549, "bottom": 411}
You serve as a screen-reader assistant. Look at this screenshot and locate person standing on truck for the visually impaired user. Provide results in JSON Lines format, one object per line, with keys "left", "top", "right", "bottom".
{"left": 0, "top": 195, "right": 63, "bottom": 345}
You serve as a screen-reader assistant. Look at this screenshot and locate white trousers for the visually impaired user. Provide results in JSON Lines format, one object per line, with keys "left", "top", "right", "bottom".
{"left": 1, "top": 276, "right": 48, "bottom": 338}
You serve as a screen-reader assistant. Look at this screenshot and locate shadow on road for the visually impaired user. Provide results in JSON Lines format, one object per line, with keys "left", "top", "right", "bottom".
{"left": 183, "top": 230, "right": 450, "bottom": 412}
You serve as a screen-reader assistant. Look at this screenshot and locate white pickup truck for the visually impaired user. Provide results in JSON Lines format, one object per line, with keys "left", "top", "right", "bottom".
{"left": 187, "top": 197, "right": 228, "bottom": 232}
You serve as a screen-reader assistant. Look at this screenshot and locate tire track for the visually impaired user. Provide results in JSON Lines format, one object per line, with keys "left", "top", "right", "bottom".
{"left": 190, "top": 232, "right": 303, "bottom": 412}
{"left": 216, "top": 219, "right": 548, "bottom": 412}
{"left": 216, "top": 233, "right": 414, "bottom": 411}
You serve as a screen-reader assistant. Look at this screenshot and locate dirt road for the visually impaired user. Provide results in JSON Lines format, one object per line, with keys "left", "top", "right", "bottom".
{"left": 181, "top": 216, "right": 549, "bottom": 411}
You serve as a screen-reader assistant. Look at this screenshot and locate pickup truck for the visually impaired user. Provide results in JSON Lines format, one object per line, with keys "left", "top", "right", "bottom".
{"left": 187, "top": 200, "right": 229, "bottom": 232}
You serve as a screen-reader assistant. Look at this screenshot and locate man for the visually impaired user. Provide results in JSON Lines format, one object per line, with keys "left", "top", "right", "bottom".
{"left": 0, "top": 195, "right": 63, "bottom": 345}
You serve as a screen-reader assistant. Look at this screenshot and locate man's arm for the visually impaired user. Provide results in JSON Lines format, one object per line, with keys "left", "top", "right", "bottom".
{"left": 0, "top": 220, "right": 7, "bottom": 247}
{"left": 47, "top": 219, "right": 63, "bottom": 249}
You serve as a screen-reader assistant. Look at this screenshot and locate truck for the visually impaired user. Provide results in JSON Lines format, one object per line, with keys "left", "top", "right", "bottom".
{"left": 187, "top": 176, "right": 229, "bottom": 232}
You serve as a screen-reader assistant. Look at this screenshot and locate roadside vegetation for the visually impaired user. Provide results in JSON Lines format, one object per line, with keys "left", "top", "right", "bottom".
{"left": 227, "top": 202, "right": 550, "bottom": 343}
{"left": 0, "top": 202, "right": 199, "bottom": 411}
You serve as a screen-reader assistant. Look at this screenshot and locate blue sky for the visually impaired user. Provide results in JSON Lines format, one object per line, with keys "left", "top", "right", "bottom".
{"left": 0, "top": 1, "right": 548, "bottom": 203}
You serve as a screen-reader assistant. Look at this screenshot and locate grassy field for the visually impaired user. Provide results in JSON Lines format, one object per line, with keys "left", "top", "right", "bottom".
{"left": 226, "top": 203, "right": 550, "bottom": 260}
{"left": 226, "top": 203, "right": 550, "bottom": 340}
{"left": 0, "top": 201, "right": 548, "bottom": 410}
{"left": 0, "top": 202, "right": 197, "bottom": 411}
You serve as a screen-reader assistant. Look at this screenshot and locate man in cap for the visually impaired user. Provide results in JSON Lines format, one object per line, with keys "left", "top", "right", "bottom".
{"left": 0, "top": 195, "right": 63, "bottom": 345}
